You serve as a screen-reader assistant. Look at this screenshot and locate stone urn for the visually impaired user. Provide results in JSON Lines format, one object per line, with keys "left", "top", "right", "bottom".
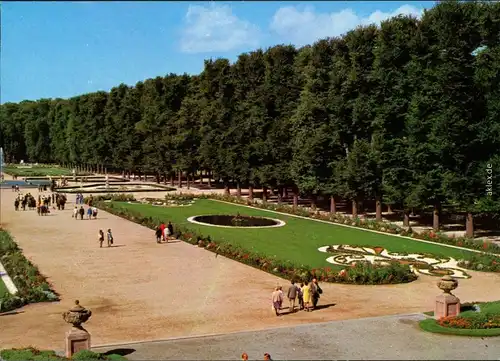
{"left": 437, "top": 275, "right": 458, "bottom": 294}
{"left": 62, "top": 300, "right": 92, "bottom": 329}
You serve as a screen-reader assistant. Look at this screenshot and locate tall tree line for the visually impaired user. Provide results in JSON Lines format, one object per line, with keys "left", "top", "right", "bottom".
{"left": 1, "top": 1, "right": 499, "bottom": 235}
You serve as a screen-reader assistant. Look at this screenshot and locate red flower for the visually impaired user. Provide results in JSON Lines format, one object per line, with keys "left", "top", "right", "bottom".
{"left": 483, "top": 242, "right": 489, "bottom": 250}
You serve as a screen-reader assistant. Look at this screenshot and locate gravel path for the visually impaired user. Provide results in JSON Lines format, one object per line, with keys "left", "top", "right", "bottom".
{"left": 92, "top": 313, "right": 500, "bottom": 360}
{"left": 1, "top": 185, "right": 500, "bottom": 351}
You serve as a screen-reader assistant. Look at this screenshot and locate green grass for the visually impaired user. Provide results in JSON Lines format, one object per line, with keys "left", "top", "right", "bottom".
{"left": 2, "top": 165, "right": 75, "bottom": 177}
{"left": 0, "top": 277, "right": 9, "bottom": 297}
{"left": 110, "top": 199, "right": 478, "bottom": 268}
{"left": 419, "top": 301, "right": 500, "bottom": 337}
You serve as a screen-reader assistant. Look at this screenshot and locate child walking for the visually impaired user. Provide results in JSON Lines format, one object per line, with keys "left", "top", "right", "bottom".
{"left": 107, "top": 229, "right": 114, "bottom": 247}
{"left": 98, "top": 230, "right": 105, "bottom": 248}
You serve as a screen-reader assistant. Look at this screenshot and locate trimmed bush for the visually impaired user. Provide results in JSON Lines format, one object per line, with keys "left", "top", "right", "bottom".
{"left": 0, "top": 348, "right": 127, "bottom": 361}
{"left": 458, "top": 254, "right": 500, "bottom": 272}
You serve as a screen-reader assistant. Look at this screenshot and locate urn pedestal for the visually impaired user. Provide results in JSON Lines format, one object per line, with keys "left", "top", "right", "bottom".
{"left": 63, "top": 300, "right": 92, "bottom": 358}
{"left": 65, "top": 327, "right": 91, "bottom": 358}
{"left": 434, "top": 275, "right": 460, "bottom": 319}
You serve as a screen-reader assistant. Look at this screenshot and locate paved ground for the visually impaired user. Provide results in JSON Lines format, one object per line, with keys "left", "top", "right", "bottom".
{"left": 1, "top": 179, "right": 500, "bottom": 353}
{"left": 92, "top": 313, "right": 500, "bottom": 360}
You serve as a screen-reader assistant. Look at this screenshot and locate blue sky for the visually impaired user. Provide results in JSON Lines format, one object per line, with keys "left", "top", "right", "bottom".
{"left": 1, "top": 1, "right": 437, "bottom": 104}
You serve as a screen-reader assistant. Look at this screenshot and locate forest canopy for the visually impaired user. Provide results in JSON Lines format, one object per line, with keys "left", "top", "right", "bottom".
{"left": 1, "top": 1, "right": 499, "bottom": 230}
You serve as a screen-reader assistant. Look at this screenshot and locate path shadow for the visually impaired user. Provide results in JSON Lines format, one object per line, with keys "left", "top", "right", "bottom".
{"left": 314, "top": 303, "right": 336, "bottom": 310}
{"left": 103, "top": 244, "right": 126, "bottom": 248}
{"left": 102, "top": 348, "right": 135, "bottom": 357}
{"left": 159, "top": 240, "right": 181, "bottom": 244}
{"left": 0, "top": 310, "right": 25, "bottom": 317}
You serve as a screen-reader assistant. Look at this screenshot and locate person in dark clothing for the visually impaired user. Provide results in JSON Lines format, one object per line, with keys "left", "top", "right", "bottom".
{"left": 155, "top": 227, "right": 162, "bottom": 243}
{"left": 79, "top": 206, "right": 85, "bottom": 220}
{"left": 166, "top": 221, "right": 174, "bottom": 241}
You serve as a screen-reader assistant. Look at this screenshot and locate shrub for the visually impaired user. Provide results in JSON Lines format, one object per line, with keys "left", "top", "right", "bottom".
{"left": 0, "top": 348, "right": 126, "bottom": 361}
{"left": 84, "top": 194, "right": 136, "bottom": 203}
{"left": 0, "top": 231, "right": 59, "bottom": 313}
{"left": 96, "top": 201, "right": 418, "bottom": 285}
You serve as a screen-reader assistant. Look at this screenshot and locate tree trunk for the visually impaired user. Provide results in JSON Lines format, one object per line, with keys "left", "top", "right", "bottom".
{"left": 236, "top": 182, "right": 242, "bottom": 197}
{"left": 352, "top": 199, "right": 358, "bottom": 218}
{"left": 163, "top": 173, "right": 167, "bottom": 185}
{"left": 403, "top": 210, "right": 410, "bottom": 227}
{"left": 387, "top": 204, "right": 392, "bottom": 213}
{"left": 187, "top": 174, "right": 191, "bottom": 189}
{"left": 283, "top": 187, "right": 288, "bottom": 199}
{"left": 311, "top": 195, "right": 317, "bottom": 211}
{"left": 262, "top": 187, "right": 268, "bottom": 203}
{"left": 330, "top": 196, "right": 336, "bottom": 215}
{"left": 433, "top": 203, "right": 440, "bottom": 231}
{"left": 178, "top": 171, "right": 182, "bottom": 188}
{"left": 375, "top": 198, "right": 382, "bottom": 222}
{"left": 277, "top": 186, "right": 283, "bottom": 204}
{"left": 170, "top": 175, "right": 174, "bottom": 186}
{"left": 293, "top": 189, "right": 298, "bottom": 209}
{"left": 207, "top": 171, "right": 212, "bottom": 187}
{"left": 224, "top": 182, "right": 230, "bottom": 195}
{"left": 465, "top": 212, "right": 474, "bottom": 238}
{"left": 248, "top": 185, "right": 254, "bottom": 200}
{"left": 199, "top": 170, "right": 204, "bottom": 185}
{"left": 156, "top": 173, "right": 160, "bottom": 184}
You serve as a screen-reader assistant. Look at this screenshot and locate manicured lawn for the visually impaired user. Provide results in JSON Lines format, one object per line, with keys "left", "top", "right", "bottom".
{"left": 2, "top": 166, "right": 75, "bottom": 177}
{"left": 111, "top": 199, "right": 477, "bottom": 268}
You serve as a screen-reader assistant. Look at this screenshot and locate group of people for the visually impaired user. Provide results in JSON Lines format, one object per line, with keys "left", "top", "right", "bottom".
{"left": 73, "top": 205, "right": 98, "bottom": 220}
{"left": 98, "top": 229, "right": 114, "bottom": 248}
{"left": 75, "top": 193, "right": 86, "bottom": 204}
{"left": 271, "top": 278, "right": 323, "bottom": 316}
{"left": 14, "top": 193, "right": 36, "bottom": 211}
{"left": 155, "top": 221, "right": 174, "bottom": 243}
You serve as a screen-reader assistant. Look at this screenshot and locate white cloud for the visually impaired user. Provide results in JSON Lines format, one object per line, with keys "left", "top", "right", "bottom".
{"left": 180, "top": 4, "right": 260, "bottom": 53}
{"left": 270, "top": 4, "right": 423, "bottom": 46}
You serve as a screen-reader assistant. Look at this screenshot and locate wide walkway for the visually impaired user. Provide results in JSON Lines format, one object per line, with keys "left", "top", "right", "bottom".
{"left": 92, "top": 313, "right": 500, "bottom": 360}
{"left": 1, "top": 188, "right": 500, "bottom": 351}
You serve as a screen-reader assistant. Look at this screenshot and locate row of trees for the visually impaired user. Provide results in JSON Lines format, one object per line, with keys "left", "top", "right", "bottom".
{"left": 1, "top": 1, "right": 499, "bottom": 236}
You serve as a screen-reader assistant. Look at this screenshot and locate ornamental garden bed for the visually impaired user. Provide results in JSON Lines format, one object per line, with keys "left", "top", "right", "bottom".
{"left": 419, "top": 301, "right": 500, "bottom": 337}
{"left": 0, "top": 348, "right": 126, "bottom": 361}
{"left": 93, "top": 195, "right": 495, "bottom": 285}
{"left": 0, "top": 230, "right": 59, "bottom": 313}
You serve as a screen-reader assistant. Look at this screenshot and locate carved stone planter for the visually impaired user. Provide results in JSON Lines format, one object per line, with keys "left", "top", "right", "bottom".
{"left": 434, "top": 276, "right": 460, "bottom": 320}
{"left": 62, "top": 300, "right": 92, "bottom": 357}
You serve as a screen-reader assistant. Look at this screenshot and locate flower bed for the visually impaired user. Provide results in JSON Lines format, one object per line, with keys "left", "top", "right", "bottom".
{"left": 0, "top": 348, "right": 126, "bottom": 361}
{"left": 419, "top": 301, "right": 500, "bottom": 337}
{"left": 0, "top": 230, "right": 59, "bottom": 313}
{"left": 165, "top": 193, "right": 500, "bottom": 255}
{"left": 96, "top": 201, "right": 417, "bottom": 285}
{"left": 458, "top": 254, "right": 500, "bottom": 273}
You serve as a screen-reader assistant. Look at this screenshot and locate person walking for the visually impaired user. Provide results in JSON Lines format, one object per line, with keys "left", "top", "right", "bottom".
{"left": 286, "top": 280, "right": 299, "bottom": 313}
{"left": 166, "top": 221, "right": 174, "bottom": 242}
{"left": 302, "top": 281, "right": 311, "bottom": 312}
{"left": 86, "top": 206, "right": 92, "bottom": 220}
{"left": 107, "top": 229, "right": 114, "bottom": 247}
{"left": 155, "top": 227, "right": 162, "bottom": 243}
{"left": 92, "top": 206, "right": 98, "bottom": 219}
{"left": 271, "top": 286, "right": 283, "bottom": 316}
{"left": 311, "top": 278, "right": 322, "bottom": 309}
{"left": 79, "top": 206, "right": 85, "bottom": 220}
{"left": 73, "top": 206, "right": 78, "bottom": 219}
{"left": 297, "top": 282, "right": 304, "bottom": 310}
{"left": 159, "top": 222, "right": 166, "bottom": 242}
{"left": 98, "top": 229, "right": 105, "bottom": 248}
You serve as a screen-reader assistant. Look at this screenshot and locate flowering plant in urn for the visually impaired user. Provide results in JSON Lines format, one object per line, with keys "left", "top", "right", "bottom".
{"left": 62, "top": 300, "right": 92, "bottom": 329}
{"left": 437, "top": 275, "right": 458, "bottom": 294}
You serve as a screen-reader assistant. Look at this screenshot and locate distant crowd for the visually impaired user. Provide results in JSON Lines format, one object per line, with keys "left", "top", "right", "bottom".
{"left": 272, "top": 278, "right": 323, "bottom": 316}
